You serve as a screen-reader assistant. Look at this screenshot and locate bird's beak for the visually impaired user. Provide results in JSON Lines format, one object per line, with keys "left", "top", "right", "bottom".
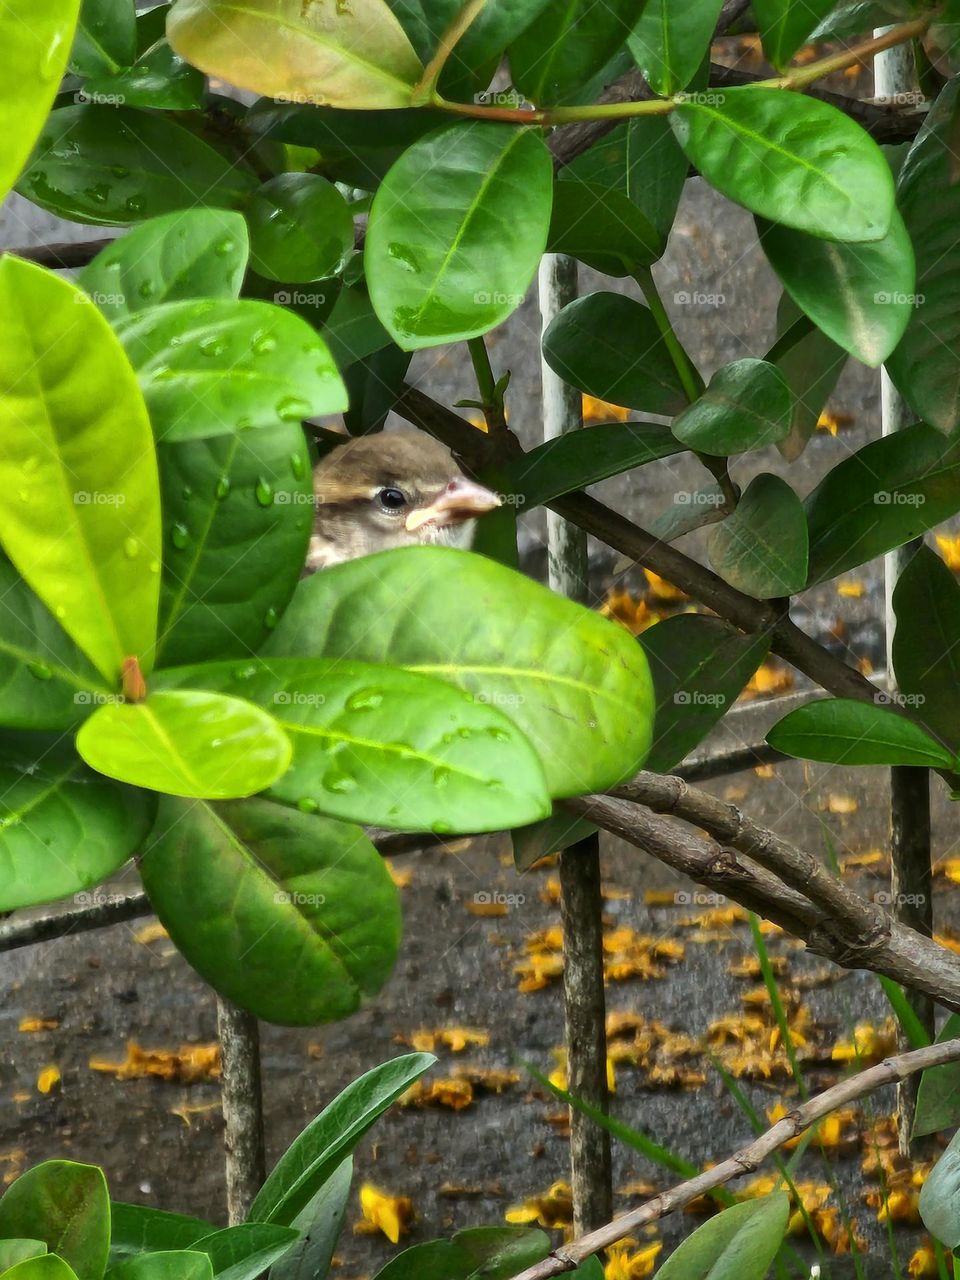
{"left": 405, "top": 478, "right": 502, "bottom": 532}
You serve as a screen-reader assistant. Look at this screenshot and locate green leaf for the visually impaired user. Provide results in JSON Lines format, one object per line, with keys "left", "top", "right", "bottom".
{"left": 767, "top": 698, "right": 955, "bottom": 768}
{"left": 887, "top": 79, "right": 960, "bottom": 432}
{"left": 0, "top": 258, "right": 160, "bottom": 684}
{"left": 141, "top": 797, "right": 400, "bottom": 1025}
{"left": 343, "top": 346, "right": 413, "bottom": 435}
{"left": 156, "top": 424, "right": 312, "bottom": 667}
{"left": 804, "top": 424, "right": 960, "bottom": 584}
{"left": 758, "top": 210, "right": 915, "bottom": 366}
{"left": 708, "top": 474, "right": 808, "bottom": 597}
{"left": 503, "top": 422, "right": 685, "bottom": 508}
{"left": 18, "top": 105, "right": 256, "bottom": 227}
{"left": 671, "top": 359, "right": 792, "bottom": 454}
{"left": 655, "top": 1194, "right": 790, "bottom": 1280}
{"left": 752, "top": 0, "right": 839, "bottom": 69}
{"left": 920, "top": 1126, "right": 960, "bottom": 1246}
{"left": 110, "top": 1207, "right": 213, "bottom": 1260}
{"left": 114, "top": 299, "right": 347, "bottom": 441}
{"left": 250, "top": 1054, "right": 433, "bottom": 1224}
{"left": 512, "top": 810, "right": 598, "bottom": 872}
{"left": 671, "top": 86, "right": 894, "bottom": 242}
{"left": 269, "top": 1159, "right": 352, "bottom": 1280}
{"left": 167, "top": 0, "right": 422, "bottom": 109}
{"left": 629, "top": 0, "right": 725, "bottom": 96}
{"left": 640, "top": 616, "right": 771, "bottom": 773}
{"left": 371, "top": 1228, "right": 549, "bottom": 1280}
{"left": 247, "top": 175, "right": 354, "bottom": 284}
{"left": 913, "top": 1015, "right": 960, "bottom": 1138}
{"left": 0, "top": 1245, "right": 47, "bottom": 1272}
{"left": 109, "top": 1255, "right": 212, "bottom": 1280}
{"left": 320, "top": 285, "right": 392, "bottom": 371}
{"left": 71, "top": 0, "right": 135, "bottom": 75}
{"left": 365, "top": 123, "right": 552, "bottom": 350}
{"left": 157, "top": 658, "right": 551, "bottom": 831}
{"left": 547, "top": 179, "right": 660, "bottom": 275}
{"left": 767, "top": 294, "right": 847, "bottom": 462}
{"left": 645, "top": 485, "right": 728, "bottom": 543}
{"left": 509, "top": 0, "right": 638, "bottom": 105}
{"left": 0, "top": 1164, "right": 109, "bottom": 1280}
{"left": 542, "top": 292, "right": 688, "bottom": 416}
{"left": 878, "top": 976, "right": 931, "bottom": 1051}
{"left": 264, "top": 547, "right": 655, "bottom": 797}
{"left": 0, "top": 733, "right": 154, "bottom": 914}
{"left": 82, "top": 38, "right": 206, "bottom": 111}
{"left": 188, "top": 1226, "right": 297, "bottom": 1280}
{"left": 80, "top": 210, "right": 249, "bottom": 322}
{"left": 2, "top": 1259, "right": 78, "bottom": 1280}
{"left": 76, "top": 690, "right": 292, "bottom": 799}
{"left": 893, "top": 546, "right": 960, "bottom": 751}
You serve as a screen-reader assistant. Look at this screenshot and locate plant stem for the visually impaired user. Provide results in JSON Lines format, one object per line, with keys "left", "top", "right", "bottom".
{"left": 411, "top": 0, "right": 488, "bottom": 105}
{"left": 466, "top": 336, "right": 507, "bottom": 432}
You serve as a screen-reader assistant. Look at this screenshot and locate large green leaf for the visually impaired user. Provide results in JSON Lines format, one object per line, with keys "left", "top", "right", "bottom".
{"left": 110, "top": 1255, "right": 212, "bottom": 1280}
{"left": 115, "top": 298, "right": 347, "bottom": 441}
{"left": 767, "top": 295, "right": 847, "bottom": 462}
{"left": 758, "top": 211, "right": 915, "bottom": 366}
{"left": 167, "top": 0, "right": 421, "bottom": 109}
{"left": 913, "top": 1015, "right": 960, "bottom": 1138}
{"left": 887, "top": 79, "right": 960, "bottom": 433}
{"left": 141, "top": 797, "right": 401, "bottom": 1025}
{"left": 19, "top": 105, "right": 256, "bottom": 227}
{"left": 75, "top": 690, "right": 292, "bottom": 799}
{"left": 655, "top": 1194, "right": 789, "bottom": 1280}
{"left": 804, "top": 424, "right": 960, "bottom": 583}
{"left": 156, "top": 424, "right": 312, "bottom": 667}
{"left": 767, "top": 698, "right": 955, "bottom": 768}
{"left": 920, "top": 1126, "right": 960, "bottom": 1246}
{"left": 265, "top": 547, "right": 654, "bottom": 797}
{"left": 82, "top": 38, "right": 206, "bottom": 112}
{"left": 79, "top": 210, "right": 249, "bottom": 322}
{"left": 671, "top": 359, "right": 792, "bottom": 455}
{"left": 188, "top": 1226, "right": 297, "bottom": 1280}
{"left": 0, "top": 1244, "right": 48, "bottom": 1271}
{"left": 509, "top": 0, "right": 637, "bottom": 105}
{"left": 752, "top": 0, "right": 839, "bottom": 68}
{"left": 0, "top": 258, "right": 160, "bottom": 684}
{"left": 249, "top": 1054, "right": 434, "bottom": 1224}
{"left": 0, "top": 1164, "right": 109, "bottom": 1280}
{"left": 0, "top": 733, "right": 154, "bottom": 913}
{"left": 629, "top": 0, "right": 725, "bottom": 96}
{"left": 320, "top": 285, "right": 392, "bottom": 371}
{"left": 268, "top": 1159, "right": 352, "bottom": 1280}
{"left": 512, "top": 809, "right": 599, "bottom": 872}
{"left": 247, "top": 174, "right": 354, "bottom": 284}
{"left": 157, "top": 658, "right": 551, "bottom": 831}
{"left": 547, "top": 179, "right": 660, "bottom": 276}
{"left": 640, "top": 616, "right": 770, "bottom": 773}
{"left": 892, "top": 546, "right": 960, "bottom": 751}
{"left": 2, "top": 1258, "right": 78, "bottom": 1280}
{"left": 71, "top": 0, "right": 135, "bottom": 75}
{"left": 370, "top": 1227, "right": 550, "bottom": 1280}
{"left": 542, "top": 292, "right": 688, "bottom": 416}
{"left": 671, "top": 87, "right": 894, "bottom": 242}
{"left": 504, "top": 422, "right": 685, "bottom": 508}
{"left": 110, "top": 1208, "right": 213, "bottom": 1260}
{"left": 708, "top": 474, "right": 808, "bottom": 597}
{"left": 365, "top": 123, "right": 552, "bottom": 350}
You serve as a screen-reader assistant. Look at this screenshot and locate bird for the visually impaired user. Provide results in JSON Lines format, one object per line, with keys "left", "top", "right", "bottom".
{"left": 306, "top": 431, "right": 502, "bottom": 569}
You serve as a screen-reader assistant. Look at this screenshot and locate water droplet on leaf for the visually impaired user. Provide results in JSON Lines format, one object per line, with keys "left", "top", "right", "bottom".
{"left": 346, "top": 687, "right": 383, "bottom": 711}
{"left": 171, "top": 522, "right": 189, "bottom": 550}
{"left": 255, "top": 478, "right": 273, "bottom": 507}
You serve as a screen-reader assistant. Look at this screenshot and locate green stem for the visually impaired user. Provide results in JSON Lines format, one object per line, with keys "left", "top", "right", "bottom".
{"left": 467, "top": 335, "right": 507, "bottom": 432}
{"left": 633, "top": 266, "right": 703, "bottom": 403}
{"left": 412, "top": 0, "right": 488, "bottom": 105}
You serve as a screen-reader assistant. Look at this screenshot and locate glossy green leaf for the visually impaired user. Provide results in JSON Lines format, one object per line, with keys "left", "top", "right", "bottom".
{"left": 655, "top": 1194, "right": 790, "bottom": 1280}
{"left": 0, "top": 258, "right": 160, "bottom": 684}
{"left": 82, "top": 38, "right": 205, "bottom": 111}
{"left": 76, "top": 690, "right": 292, "bottom": 799}
{"left": 804, "top": 424, "right": 960, "bottom": 584}
{"left": 18, "top": 105, "right": 256, "bottom": 227}
{"left": 0, "top": 733, "right": 154, "bottom": 913}
{"left": 343, "top": 345, "right": 413, "bottom": 434}
{"left": 110, "top": 1207, "right": 213, "bottom": 1260}
{"left": 767, "top": 698, "right": 955, "bottom": 768}
{"left": 808, "top": 1, "right": 901, "bottom": 43}
{"left": 110, "top": 1255, "right": 212, "bottom": 1280}
{"left": 269, "top": 1159, "right": 352, "bottom": 1280}
{"left": 80, "top": 210, "right": 248, "bottom": 321}
{"left": 320, "top": 285, "right": 392, "bottom": 370}
{"left": 671, "top": 87, "right": 894, "bottom": 242}
{"left": 371, "top": 1227, "right": 550, "bottom": 1280}
{"left": 512, "top": 810, "right": 598, "bottom": 872}
{"left": 640, "top": 616, "right": 771, "bottom": 774}
{"left": 767, "top": 294, "right": 846, "bottom": 462}
{"left": 504, "top": 422, "right": 685, "bottom": 508}
{"left": 0, "top": 1244, "right": 47, "bottom": 1272}
{"left": 646, "top": 484, "right": 728, "bottom": 543}
{"left": 157, "top": 657, "right": 551, "bottom": 830}
{"left": 366, "top": 123, "right": 552, "bottom": 350}
{"left": 629, "top": 0, "right": 724, "bottom": 96}
{"left": 892, "top": 546, "right": 960, "bottom": 751}
{"left": 250, "top": 1054, "right": 433, "bottom": 1223}
{"left": 157, "top": 424, "right": 312, "bottom": 667}
{"left": 115, "top": 298, "right": 347, "bottom": 441}
{"left": 0, "top": 1163, "right": 109, "bottom": 1280}
{"left": 708, "top": 474, "right": 808, "bottom": 597}
{"left": 265, "top": 547, "right": 655, "bottom": 797}
{"left": 542, "top": 292, "right": 688, "bottom": 416}
{"left": 913, "top": 1015, "right": 960, "bottom": 1138}
{"left": 547, "top": 179, "right": 660, "bottom": 275}
{"left": 247, "top": 175, "right": 354, "bottom": 284}
{"left": 71, "top": 0, "right": 134, "bottom": 74}
{"left": 752, "top": 0, "right": 839, "bottom": 68}
{"left": 509, "top": 0, "right": 637, "bottom": 105}
{"left": 888, "top": 80, "right": 960, "bottom": 432}
{"left": 671, "top": 359, "right": 792, "bottom": 454}
{"left": 2, "top": 1258, "right": 78, "bottom": 1280}
{"left": 167, "top": 0, "right": 421, "bottom": 109}
{"left": 188, "top": 1226, "right": 297, "bottom": 1280}
{"left": 920, "top": 1126, "right": 960, "bottom": 1246}
{"left": 758, "top": 210, "right": 914, "bottom": 366}
{"left": 141, "top": 797, "right": 401, "bottom": 1025}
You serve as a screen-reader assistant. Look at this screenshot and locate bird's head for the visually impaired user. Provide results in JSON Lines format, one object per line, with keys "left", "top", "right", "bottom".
{"left": 306, "top": 432, "right": 502, "bottom": 570}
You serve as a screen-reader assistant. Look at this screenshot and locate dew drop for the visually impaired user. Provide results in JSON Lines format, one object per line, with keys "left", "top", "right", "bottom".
{"left": 215, "top": 475, "right": 231, "bottom": 500}
{"left": 255, "top": 477, "right": 274, "bottom": 507}
{"left": 432, "top": 765, "right": 451, "bottom": 788}
{"left": 456, "top": 726, "right": 473, "bottom": 740}
{"left": 215, "top": 238, "right": 235, "bottom": 256}
{"left": 322, "top": 765, "right": 358, "bottom": 794}
{"left": 182, "top": 484, "right": 193, "bottom": 500}
{"left": 111, "top": 164, "right": 131, "bottom": 179}
{"left": 431, "top": 820, "right": 453, "bottom": 836}
{"left": 297, "top": 796, "right": 320, "bottom": 813}
{"left": 28, "top": 661, "right": 52, "bottom": 680}
{"left": 486, "top": 727, "right": 509, "bottom": 742}
{"left": 233, "top": 664, "right": 258, "bottom": 680}
{"left": 199, "top": 334, "right": 227, "bottom": 358}
{"left": 88, "top": 183, "right": 110, "bottom": 205}
{"left": 252, "top": 331, "right": 277, "bottom": 355}
{"left": 263, "top": 606, "right": 279, "bottom": 629}
{"left": 346, "top": 687, "right": 383, "bottom": 712}
{"left": 137, "top": 279, "right": 156, "bottom": 300}
{"left": 55, "top": 605, "right": 66, "bottom": 620}
{"left": 125, "top": 195, "right": 145, "bottom": 215}
{"left": 276, "top": 395, "right": 311, "bottom": 422}
{"left": 387, "top": 241, "right": 420, "bottom": 273}
{"left": 171, "top": 521, "right": 189, "bottom": 550}
{"left": 123, "top": 536, "right": 140, "bottom": 559}
{"left": 39, "top": 29, "right": 65, "bottom": 80}
{"left": 290, "top": 452, "right": 306, "bottom": 480}
{"left": 148, "top": 559, "right": 161, "bottom": 574}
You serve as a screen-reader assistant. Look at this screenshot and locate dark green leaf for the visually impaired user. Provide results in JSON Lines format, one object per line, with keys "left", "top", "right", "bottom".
{"left": 268, "top": 1159, "right": 351, "bottom": 1280}
{"left": 640, "top": 616, "right": 771, "bottom": 773}
{"left": 320, "top": 285, "right": 392, "bottom": 371}
{"left": 671, "top": 359, "right": 792, "bottom": 454}
{"left": 767, "top": 294, "right": 847, "bottom": 462}
{"left": 82, "top": 39, "right": 205, "bottom": 111}
{"left": 110, "top": 1207, "right": 213, "bottom": 1260}
{"left": 708, "top": 474, "right": 808, "bottom": 597}
{"left": 671, "top": 87, "right": 894, "bottom": 242}
{"left": 808, "top": 2, "right": 907, "bottom": 42}
{"left": 188, "top": 1226, "right": 297, "bottom": 1280}
{"left": 512, "top": 810, "right": 598, "bottom": 872}
{"left": 920, "top": 1126, "right": 960, "bottom": 1246}
{"left": 547, "top": 179, "right": 660, "bottom": 275}
{"left": 371, "top": 1227, "right": 549, "bottom": 1280}
{"left": 767, "top": 698, "right": 955, "bottom": 768}
{"left": 247, "top": 175, "right": 354, "bottom": 284}
{"left": 893, "top": 546, "right": 960, "bottom": 751}
{"left": 110, "top": 1254, "right": 212, "bottom": 1280}
{"left": 752, "top": 0, "right": 839, "bottom": 69}
{"left": 542, "top": 292, "right": 688, "bottom": 416}
{"left": 913, "top": 1015, "right": 960, "bottom": 1138}
{"left": 0, "top": 1163, "right": 109, "bottom": 1280}
{"left": 365, "top": 123, "right": 552, "bottom": 349}
{"left": 509, "top": 0, "right": 637, "bottom": 104}
{"left": 655, "top": 1193, "right": 790, "bottom": 1280}
{"left": 0, "top": 1244, "right": 47, "bottom": 1272}
{"left": 645, "top": 485, "right": 728, "bottom": 543}
{"left": 264, "top": 547, "right": 655, "bottom": 797}
{"left": 343, "top": 346, "right": 413, "bottom": 434}
{"left": 629, "top": 0, "right": 725, "bottom": 96}
{"left": 71, "top": 0, "right": 135, "bottom": 75}
{"left": 804, "top": 424, "right": 960, "bottom": 583}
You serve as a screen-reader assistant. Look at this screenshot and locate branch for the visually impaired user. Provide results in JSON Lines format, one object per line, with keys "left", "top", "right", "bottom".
{"left": 508, "top": 1038, "right": 960, "bottom": 1279}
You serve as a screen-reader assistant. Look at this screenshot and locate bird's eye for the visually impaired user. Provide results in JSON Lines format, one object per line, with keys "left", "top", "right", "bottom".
{"left": 377, "top": 486, "right": 408, "bottom": 512}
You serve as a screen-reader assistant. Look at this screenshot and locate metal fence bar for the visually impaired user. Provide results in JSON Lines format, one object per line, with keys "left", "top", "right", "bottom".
{"left": 217, "top": 998, "right": 267, "bottom": 1223}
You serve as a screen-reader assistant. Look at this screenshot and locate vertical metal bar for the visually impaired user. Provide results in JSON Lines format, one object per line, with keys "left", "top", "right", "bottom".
{"left": 217, "top": 997, "right": 267, "bottom": 1223}
{"left": 538, "top": 252, "right": 613, "bottom": 1234}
